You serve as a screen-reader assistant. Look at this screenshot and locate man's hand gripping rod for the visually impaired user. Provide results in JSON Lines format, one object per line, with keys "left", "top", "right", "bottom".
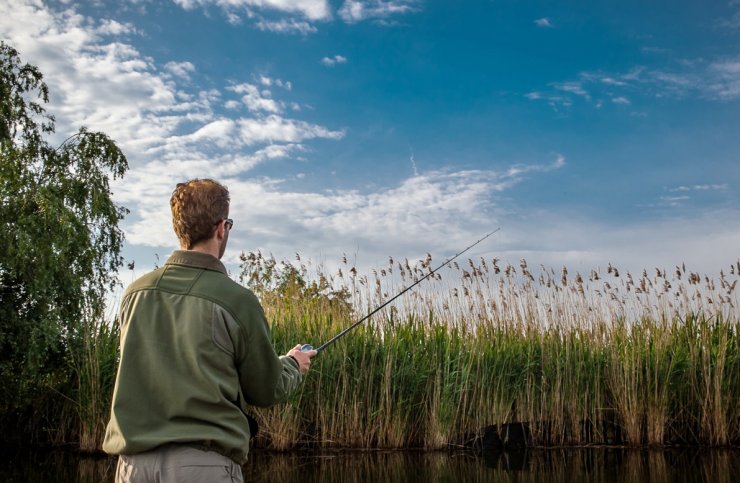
{"left": 301, "top": 227, "right": 501, "bottom": 354}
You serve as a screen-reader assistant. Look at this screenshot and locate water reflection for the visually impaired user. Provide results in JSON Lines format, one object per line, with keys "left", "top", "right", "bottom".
{"left": 244, "top": 449, "right": 740, "bottom": 483}
{"left": 1, "top": 447, "right": 738, "bottom": 482}
{"left": 0, "top": 449, "right": 116, "bottom": 483}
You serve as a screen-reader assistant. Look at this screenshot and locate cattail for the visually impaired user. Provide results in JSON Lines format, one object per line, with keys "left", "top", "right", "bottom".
{"left": 561, "top": 266, "right": 568, "bottom": 286}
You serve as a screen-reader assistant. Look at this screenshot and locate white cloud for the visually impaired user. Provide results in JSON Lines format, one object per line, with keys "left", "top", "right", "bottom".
{"left": 530, "top": 56, "right": 740, "bottom": 111}
{"left": 553, "top": 81, "right": 590, "bottom": 99}
{"left": 95, "top": 19, "right": 137, "bottom": 36}
{"left": 338, "top": 0, "right": 419, "bottom": 24}
{"left": 236, "top": 115, "right": 345, "bottom": 145}
{"left": 226, "top": 11, "right": 242, "bottom": 24}
{"left": 706, "top": 59, "right": 740, "bottom": 99}
{"left": 173, "top": 0, "right": 332, "bottom": 21}
{"left": 260, "top": 76, "right": 292, "bottom": 90}
{"left": 599, "top": 76, "right": 628, "bottom": 86}
{"left": 255, "top": 17, "right": 318, "bottom": 34}
{"left": 122, "top": 159, "right": 560, "bottom": 260}
{"left": 534, "top": 17, "right": 552, "bottom": 27}
{"left": 121, "top": 162, "right": 740, "bottom": 284}
{"left": 1, "top": 0, "right": 346, "bottom": 253}
{"left": 668, "top": 184, "right": 728, "bottom": 192}
{"left": 164, "top": 61, "right": 196, "bottom": 79}
{"left": 229, "top": 83, "right": 282, "bottom": 113}
{"left": 321, "top": 54, "right": 347, "bottom": 66}
{"left": 506, "top": 155, "right": 565, "bottom": 177}
{"left": 0, "top": 2, "right": 191, "bottom": 156}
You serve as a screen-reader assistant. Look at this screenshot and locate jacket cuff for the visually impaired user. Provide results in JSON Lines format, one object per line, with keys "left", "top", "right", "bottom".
{"left": 286, "top": 355, "right": 300, "bottom": 369}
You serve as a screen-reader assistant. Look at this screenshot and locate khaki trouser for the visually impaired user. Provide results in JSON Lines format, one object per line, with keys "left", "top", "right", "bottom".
{"left": 114, "top": 445, "right": 243, "bottom": 483}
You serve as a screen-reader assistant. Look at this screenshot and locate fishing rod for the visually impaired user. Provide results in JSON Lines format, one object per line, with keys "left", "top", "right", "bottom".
{"left": 301, "top": 227, "right": 501, "bottom": 354}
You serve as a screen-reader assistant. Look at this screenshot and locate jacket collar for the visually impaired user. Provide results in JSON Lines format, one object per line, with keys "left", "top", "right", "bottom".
{"left": 165, "top": 250, "right": 227, "bottom": 275}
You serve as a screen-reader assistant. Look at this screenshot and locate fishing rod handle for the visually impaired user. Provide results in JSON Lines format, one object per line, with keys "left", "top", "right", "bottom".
{"left": 300, "top": 344, "right": 314, "bottom": 352}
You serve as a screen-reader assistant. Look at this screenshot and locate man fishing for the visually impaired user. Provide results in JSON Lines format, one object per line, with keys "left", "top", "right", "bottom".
{"left": 103, "top": 178, "right": 317, "bottom": 483}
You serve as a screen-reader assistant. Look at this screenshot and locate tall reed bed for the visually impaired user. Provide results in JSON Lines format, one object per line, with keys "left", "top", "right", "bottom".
{"left": 243, "top": 252, "right": 739, "bottom": 449}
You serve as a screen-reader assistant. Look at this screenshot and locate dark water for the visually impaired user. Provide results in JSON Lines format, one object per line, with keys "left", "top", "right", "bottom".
{"left": 1, "top": 447, "right": 739, "bottom": 482}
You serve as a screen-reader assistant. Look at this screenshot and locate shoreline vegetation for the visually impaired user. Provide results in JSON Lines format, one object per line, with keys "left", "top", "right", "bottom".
{"left": 251, "top": 253, "right": 739, "bottom": 450}
{"left": 3, "top": 252, "right": 739, "bottom": 453}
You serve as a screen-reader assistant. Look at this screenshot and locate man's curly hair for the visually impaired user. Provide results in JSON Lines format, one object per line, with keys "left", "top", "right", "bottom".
{"left": 170, "top": 179, "right": 230, "bottom": 249}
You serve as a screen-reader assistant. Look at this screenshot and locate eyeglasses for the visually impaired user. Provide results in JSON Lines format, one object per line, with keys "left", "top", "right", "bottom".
{"left": 215, "top": 218, "right": 234, "bottom": 230}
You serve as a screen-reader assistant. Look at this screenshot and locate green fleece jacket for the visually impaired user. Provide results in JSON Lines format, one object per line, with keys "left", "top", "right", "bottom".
{"left": 102, "top": 250, "right": 302, "bottom": 464}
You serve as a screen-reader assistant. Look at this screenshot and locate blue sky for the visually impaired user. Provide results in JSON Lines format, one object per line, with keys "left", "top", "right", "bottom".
{"left": 3, "top": 0, "right": 740, "bottom": 283}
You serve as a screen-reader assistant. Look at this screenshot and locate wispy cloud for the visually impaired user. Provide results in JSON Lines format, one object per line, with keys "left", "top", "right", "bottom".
{"left": 338, "top": 0, "right": 419, "bottom": 24}
{"left": 173, "top": 0, "right": 332, "bottom": 21}
{"left": 717, "top": 2, "right": 740, "bottom": 29}
{"left": 255, "top": 17, "right": 318, "bottom": 34}
{"left": 259, "top": 75, "right": 292, "bottom": 90}
{"left": 229, "top": 83, "right": 283, "bottom": 113}
{"left": 505, "top": 155, "right": 566, "bottom": 177}
{"left": 657, "top": 184, "right": 729, "bottom": 208}
{"left": 122, "top": 157, "right": 570, "bottom": 263}
{"left": 534, "top": 17, "right": 552, "bottom": 28}
{"left": 668, "top": 184, "right": 728, "bottom": 192}
{"left": 164, "top": 61, "right": 196, "bottom": 80}
{"left": 553, "top": 81, "right": 590, "bottom": 100}
{"left": 524, "top": 91, "right": 572, "bottom": 109}
{"left": 527, "top": 56, "right": 740, "bottom": 111}
{"left": 322, "top": 54, "right": 348, "bottom": 66}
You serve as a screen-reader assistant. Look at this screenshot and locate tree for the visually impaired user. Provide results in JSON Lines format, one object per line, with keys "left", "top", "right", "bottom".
{"left": 0, "top": 41, "right": 128, "bottom": 419}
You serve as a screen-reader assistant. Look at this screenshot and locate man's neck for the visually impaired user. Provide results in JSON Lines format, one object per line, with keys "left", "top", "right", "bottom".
{"left": 187, "top": 242, "right": 220, "bottom": 259}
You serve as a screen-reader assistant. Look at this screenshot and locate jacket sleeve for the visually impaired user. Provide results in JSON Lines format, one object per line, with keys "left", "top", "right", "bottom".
{"left": 274, "top": 356, "right": 303, "bottom": 403}
{"left": 234, "top": 297, "right": 303, "bottom": 408}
